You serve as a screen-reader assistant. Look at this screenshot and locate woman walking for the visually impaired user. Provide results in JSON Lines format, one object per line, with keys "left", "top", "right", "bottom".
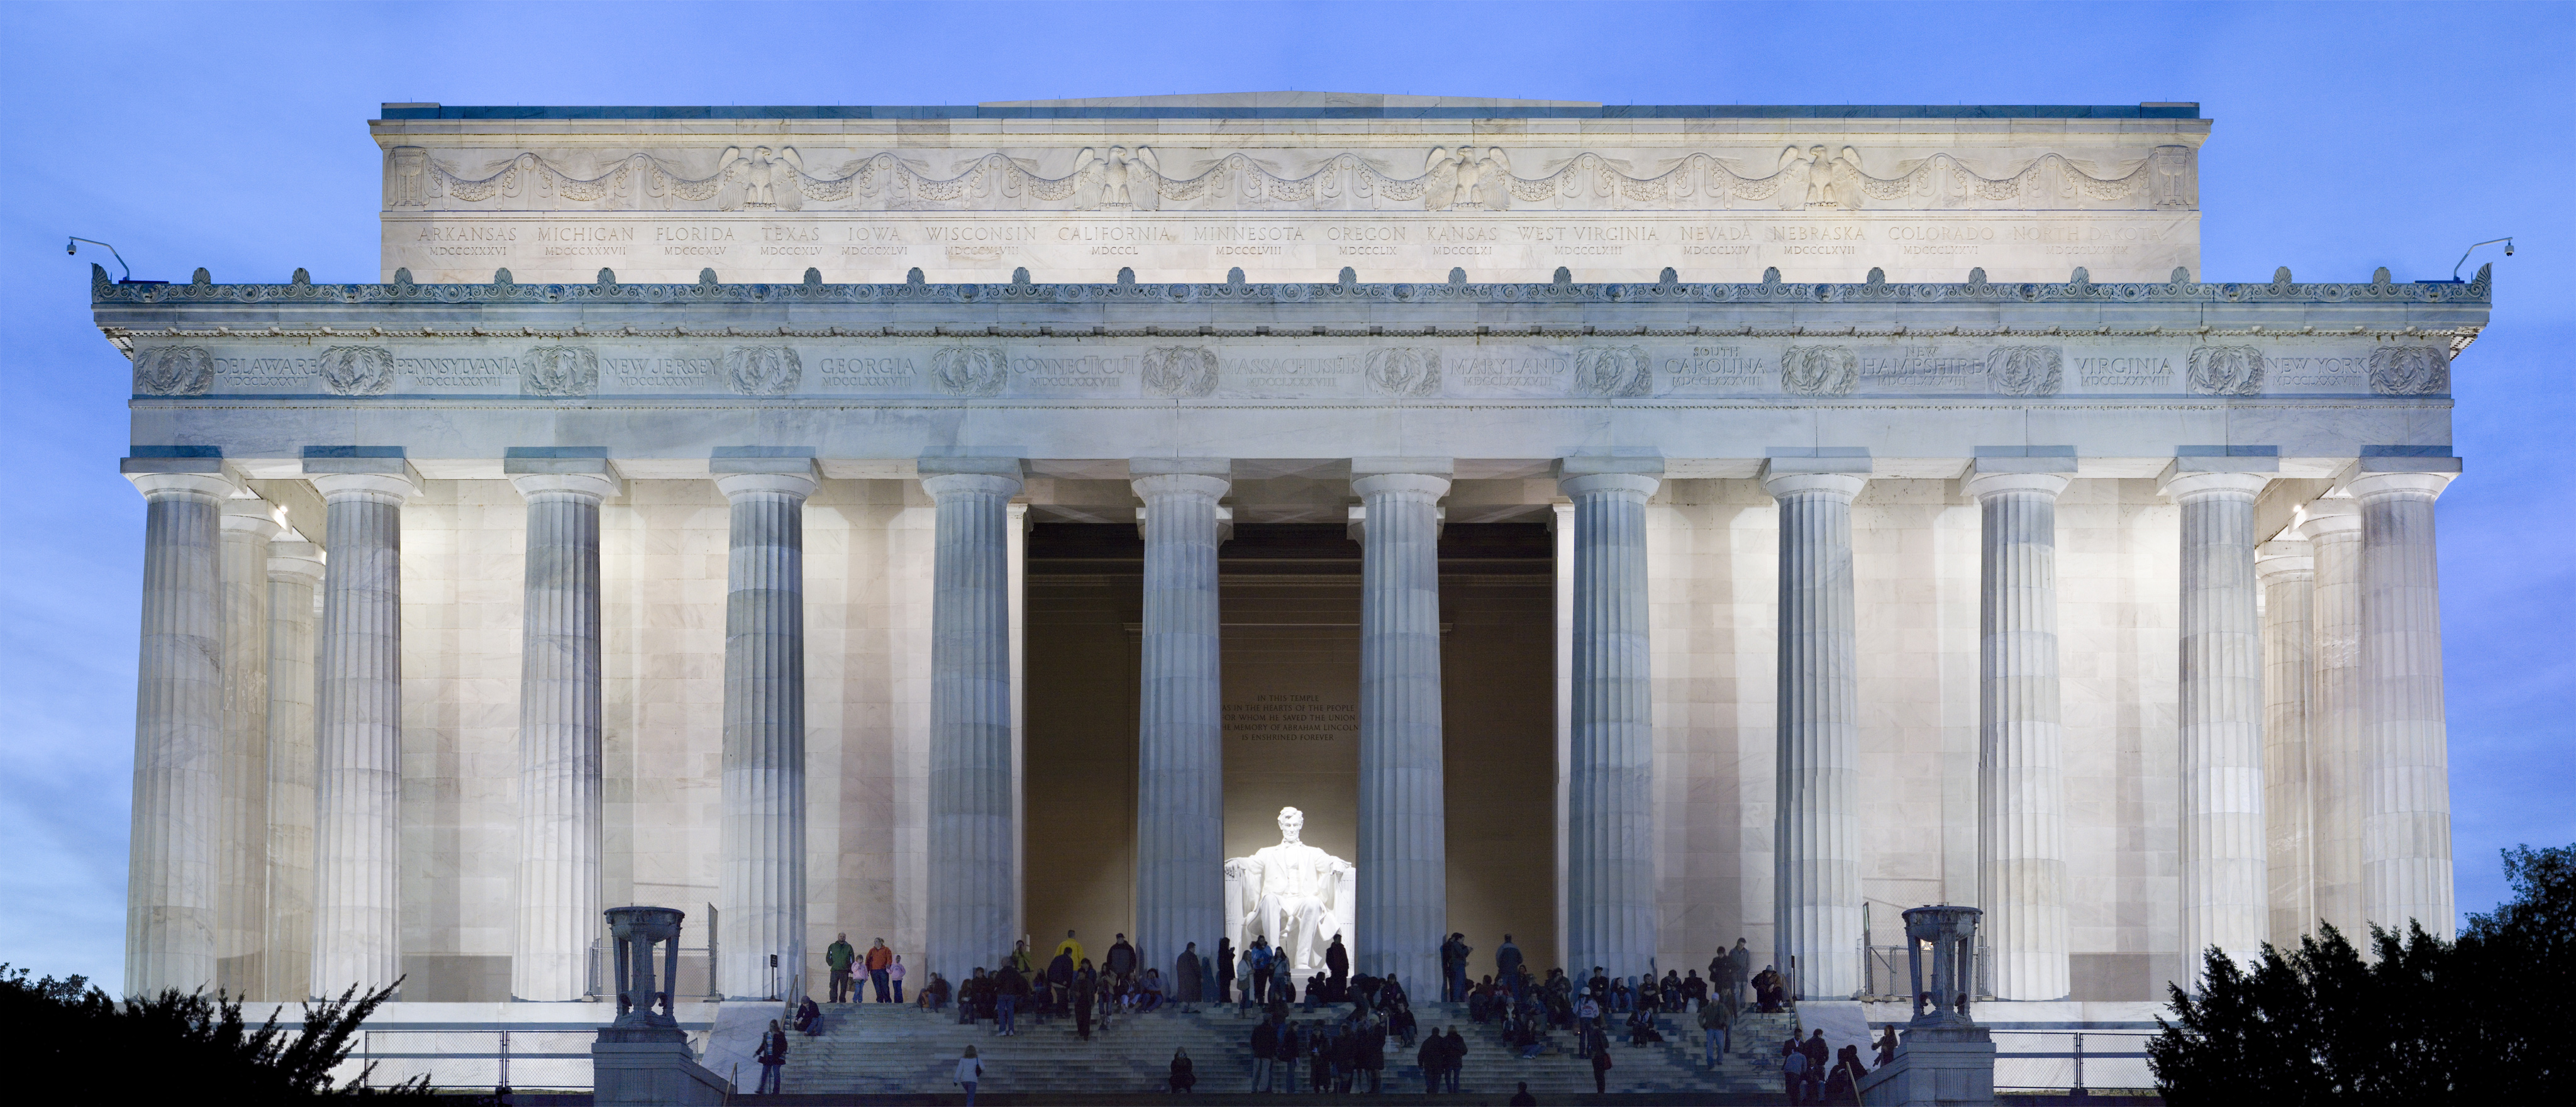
{"left": 954, "top": 1045, "right": 984, "bottom": 1106}
{"left": 1169, "top": 1047, "right": 1197, "bottom": 1093}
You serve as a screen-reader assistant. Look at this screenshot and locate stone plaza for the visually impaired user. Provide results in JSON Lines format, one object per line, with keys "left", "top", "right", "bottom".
{"left": 101, "top": 92, "right": 2482, "bottom": 1091}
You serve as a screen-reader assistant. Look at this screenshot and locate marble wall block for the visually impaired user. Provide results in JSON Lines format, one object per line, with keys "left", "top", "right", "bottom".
{"left": 1646, "top": 482, "right": 1779, "bottom": 972}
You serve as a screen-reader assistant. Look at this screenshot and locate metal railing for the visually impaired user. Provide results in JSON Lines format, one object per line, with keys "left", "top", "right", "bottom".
{"left": 1991, "top": 1030, "right": 2159, "bottom": 1094}
{"left": 350, "top": 1028, "right": 597, "bottom": 1092}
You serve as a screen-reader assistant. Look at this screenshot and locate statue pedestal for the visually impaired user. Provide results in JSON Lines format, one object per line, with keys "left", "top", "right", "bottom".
{"left": 592, "top": 1025, "right": 731, "bottom": 1107}
{"left": 1857, "top": 1025, "right": 1996, "bottom": 1107}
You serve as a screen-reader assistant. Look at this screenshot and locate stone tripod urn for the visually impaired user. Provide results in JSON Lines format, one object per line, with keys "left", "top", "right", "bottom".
{"left": 610, "top": 906, "right": 686, "bottom": 1028}
{"left": 1857, "top": 905, "right": 1998, "bottom": 1107}
{"left": 592, "top": 906, "right": 730, "bottom": 1106}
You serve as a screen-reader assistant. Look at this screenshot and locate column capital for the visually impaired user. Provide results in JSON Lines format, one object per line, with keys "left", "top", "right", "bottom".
{"left": 1352, "top": 472, "right": 1452, "bottom": 499}
{"left": 921, "top": 472, "right": 1022, "bottom": 500}
{"left": 1760, "top": 470, "right": 1867, "bottom": 499}
{"left": 220, "top": 497, "right": 286, "bottom": 540}
{"left": 511, "top": 472, "right": 622, "bottom": 501}
{"left": 715, "top": 472, "right": 818, "bottom": 501}
{"left": 121, "top": 458, "right": 234, "bottom": 502}
{"left": 304, "top": 450, "right": 420, "bottom": 503}
{"left": 2158, "top": 469, "right": 2271, "bottom": 500}
{"left": 506, "top": 450, "right": 621, "bottom": 501}
{"left": 2346, "top": 457, "right": 2460, "bottom": 501}
{"left": 2158, "top": 452, "right": 2277, "bottom": 500}
{"left": 308, "top": 472, "right": 419, "bottom": 503}
{"left": 267, "top": 540, "right": 326, "bottom": 587}
{"left": 2294, "top": 499, "right": 2362, "bottom": 540}
{"left": 2255, "top": 539, "right": 2315, "bottom": 582}
{"left": 1131, "top": 473, "right": 1232, "bottom": 500}
{"left": 1962, "top": 472, "right": 2071, "bottom": 501}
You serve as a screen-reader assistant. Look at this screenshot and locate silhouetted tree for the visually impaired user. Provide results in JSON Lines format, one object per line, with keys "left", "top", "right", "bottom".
{"left": 2149, "top": 844, "right": 2572, "bottom": 1104}
{"left": 2, "top": 965, "right": 430, "bottom": 1102}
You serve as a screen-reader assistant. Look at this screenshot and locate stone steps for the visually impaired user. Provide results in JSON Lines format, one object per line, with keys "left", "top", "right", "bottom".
{"left": 775, "top": 1000, "right": 1790, "bottom": 1097}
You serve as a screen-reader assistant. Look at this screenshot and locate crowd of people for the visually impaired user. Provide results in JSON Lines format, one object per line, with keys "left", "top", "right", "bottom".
{"left": 770, "top": 926, "right": 1908, "bottom": 1099}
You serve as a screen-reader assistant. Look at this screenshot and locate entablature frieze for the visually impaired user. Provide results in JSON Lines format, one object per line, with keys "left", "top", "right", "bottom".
{"left": 96, "top": 265, "right": 2490, "bottom": 407}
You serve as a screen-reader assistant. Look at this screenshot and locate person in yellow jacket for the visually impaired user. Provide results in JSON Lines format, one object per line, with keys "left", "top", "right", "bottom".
{"left": 1054, "top": 928, "right": 1084, "bottom": 967}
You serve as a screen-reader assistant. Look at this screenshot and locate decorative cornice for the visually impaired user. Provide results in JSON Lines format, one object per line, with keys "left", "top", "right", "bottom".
{"left": 94, "top": 262, "right": 2494, "bottom": 310}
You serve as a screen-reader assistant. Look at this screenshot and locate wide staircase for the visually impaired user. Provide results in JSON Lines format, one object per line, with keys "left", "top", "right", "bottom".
{"left": 776, "top": 998, "right": 1793, "bottom": 1098}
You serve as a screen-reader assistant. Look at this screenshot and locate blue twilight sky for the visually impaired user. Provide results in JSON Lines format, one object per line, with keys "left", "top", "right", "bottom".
{"left": 1, "top": 1, "right": 2569, "bottom": 987}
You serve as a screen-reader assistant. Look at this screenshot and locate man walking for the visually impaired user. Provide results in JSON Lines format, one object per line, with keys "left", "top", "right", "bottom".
{"left": 825, "top": 932, "right": 857, "bottom": 1004}
{"left": 866, "top": 937, "right": 894, "bottom": 1003}
{"left": 1698, "top": 993, "right": 1733, "bottom": 1066}
{"left": 1443, "top": 1026, "right": 1467, "bottom": 1092}
{"left": 757, "top": 1018, "right": 789, "bottom": 1094}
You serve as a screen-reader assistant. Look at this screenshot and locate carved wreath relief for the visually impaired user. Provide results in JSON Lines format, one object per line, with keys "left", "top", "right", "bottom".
{"left": 2186, "top": 346, "right": 2265, "bottom": 397}
{"left": 2366, "top": 345, "right": 2449, "bottom": 396}
{"left": 521, "top": 345, "right": 599, "bottom": 397}
{"left": 1364, "top": 348, "right": 1441, "bottom": 397}
{"left": 388, "top": 142, "right": 2198, "bottom": 214}
{"left": 131, "top": 346, "right": 214, "bottom": 396}
{"left": 1985, "top": 346, "right": 2065, "bottom": 397}
{"left": 1573, "top": 346, "right": 1653, "bottom": 398}
{"left": 931, "top": 346, "right": 1008, "bottom": 397}
{"left": 1779, "top": 345, "right": 1859, "bottom": 397}
{"left": 1141, "top": 346, "right": 1219, "bottom": 398}
{"left": 318, "top": 346, "right": 397, "bottom": 396}
{"left": 724, "top": 346, "right": 802, "bottom": 396}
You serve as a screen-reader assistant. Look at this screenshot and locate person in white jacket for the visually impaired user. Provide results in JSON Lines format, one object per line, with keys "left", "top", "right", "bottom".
{"left": 955, "top": 1045, "right": 985, "bottom": 1106}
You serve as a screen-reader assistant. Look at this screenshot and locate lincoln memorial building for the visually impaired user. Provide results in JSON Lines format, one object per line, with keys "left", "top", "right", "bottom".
{"left": 100, "top": 96, "right": 2480, "bottom": 1080}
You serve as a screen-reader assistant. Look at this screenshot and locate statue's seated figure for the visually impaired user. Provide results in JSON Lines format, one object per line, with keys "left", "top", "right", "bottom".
{"left": 1223, "top": 806, "right": 1355, "bottom": 981}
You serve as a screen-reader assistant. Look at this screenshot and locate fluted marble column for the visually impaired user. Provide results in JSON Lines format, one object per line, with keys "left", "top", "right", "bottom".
{"left": 1765, "top": 465, "right": 1866, "bottom": 999}
{"left": 1353, "top": 462, "right": 1450, "bottom": 984}
{"left": 309, "top": 464, "right": 418, "bottom": 998}
{"left": 1560, "top": 461, "right": 1658, "bottom": 981}
{"left": 2163, "top": 465, "right": 2271, "bottom": 980}
{"left": 510, "top": 467, "right": 618, "bottom": 1000}
{"left": 218, "top": 496, "right": 281, "bottom": 996}
{"left": 2353, "top": 465, "right": 2460, "bottom": 938}
{"left": 262, "top": 539, "right": 324, "bottom": 1002}
{"left": 1968, "top": 470, "right": 2070, "bottom": 1001}
{"left": 923, "top": 462, "right": 1023, "bottom": 982}
{"left": 715, "top": 467, "right": 815, "bottom": 999}
{"left": 1131, "top": 460, "right": 1230, "bottom": 981}
{"left": 2255, "top": 539, "right": 2316, "bottom": 947}
{"left": 2298, "top": 501, "right": 2363, "bottom": 938}
{"left": 123, "top": 463, "right": 233, "bottom": 996}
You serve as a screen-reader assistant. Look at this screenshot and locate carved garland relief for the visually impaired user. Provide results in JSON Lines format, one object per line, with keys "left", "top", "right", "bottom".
{"left": 387, "top": 142, "right": 2199, "bottom": 214}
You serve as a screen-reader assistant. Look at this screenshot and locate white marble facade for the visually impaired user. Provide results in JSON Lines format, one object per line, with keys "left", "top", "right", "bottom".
{"left": 107, "top": 97, "right": 2481, "bottom": 1013}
